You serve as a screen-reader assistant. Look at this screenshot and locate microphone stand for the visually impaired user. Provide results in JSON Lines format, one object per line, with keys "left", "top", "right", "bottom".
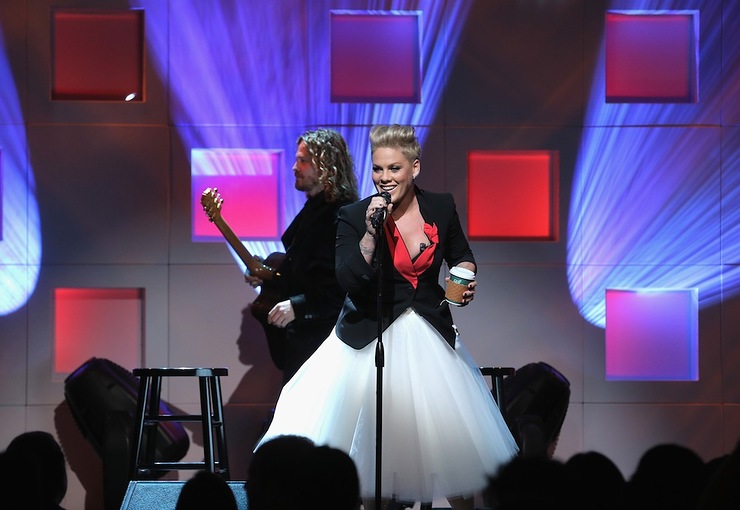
{"left": 373, "top": 220, "right": 385, "bottom": 510}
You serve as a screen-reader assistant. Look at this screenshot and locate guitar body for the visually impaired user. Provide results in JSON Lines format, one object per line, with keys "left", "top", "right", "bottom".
{"left": 249, "top": 252, "right": 288, "bottom": 370}
{"left": 200, "top": 187, "right": 290, "bottom": 371}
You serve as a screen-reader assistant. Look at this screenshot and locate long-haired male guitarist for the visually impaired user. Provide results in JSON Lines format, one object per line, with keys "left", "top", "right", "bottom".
{"left": 246, "top": 129, "right": 359, "bottom": 384}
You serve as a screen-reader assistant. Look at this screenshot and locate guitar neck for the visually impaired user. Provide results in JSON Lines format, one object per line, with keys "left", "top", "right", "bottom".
{"left": 212, "top": 216, "right": 273, "bottom": 278}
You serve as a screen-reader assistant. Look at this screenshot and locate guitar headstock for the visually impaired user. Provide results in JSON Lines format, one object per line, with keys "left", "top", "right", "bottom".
{"left": 201, "top": 187, "right": 223, "bottom": 223}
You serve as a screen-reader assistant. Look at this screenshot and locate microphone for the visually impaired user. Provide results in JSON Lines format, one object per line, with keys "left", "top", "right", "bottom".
{"left": 370, "top": 191, "right": 392, "bottom": 231}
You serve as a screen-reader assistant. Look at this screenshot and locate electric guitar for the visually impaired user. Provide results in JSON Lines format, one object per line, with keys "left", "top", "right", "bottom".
{"left": 200, "top": 187, "right": 287, "bottom": 370}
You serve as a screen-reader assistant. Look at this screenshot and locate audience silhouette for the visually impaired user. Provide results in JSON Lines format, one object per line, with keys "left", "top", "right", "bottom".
{"left": 246, "top": 435, "right": 360, "bottom": 510}
{"left": 4, "top": 427, "right": 735, "bottom": 510}
{"left": 0, "top": 431, "right": 68, "bottom": 510}
{"left": 297, "top": 445, "right": 361, "bottom": 510}
{"left": 565, "top": 450, "right": 626, "bottom": 510}
{"left": 482, "top": 439, "right": 740, "bottom": 510}
{"left": 175, "top": 470, "right": 238, "bottom": 510}
{"left": 246, "top": 435, "right": 317, "bottom": 510}
{"left": 485, "top": 456, "right": 586, "bottom": 510}
{"left": 696, "top": 439, "right": 740, "bottom": 509}
{"left": 626, "top": 443, "right": 705, "bottom": 510}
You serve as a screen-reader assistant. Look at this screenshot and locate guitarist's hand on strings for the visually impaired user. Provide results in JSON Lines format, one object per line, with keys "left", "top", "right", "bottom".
{"left": 268, "top": 300, "right": 295, "bottom": 328}
{"left": 245, "top": 272, "right": 264, "bottom": 288}
{"left": 244, "top": 255, "right": 265, "bottom": 287}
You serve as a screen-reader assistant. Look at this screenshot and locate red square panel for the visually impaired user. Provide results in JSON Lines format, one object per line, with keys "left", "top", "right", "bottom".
{"left": 330, "top": 11, "right": 421, "bottom": 103}
{"left": 52, "top": 9, "right": 144, "bottom": 101}
{"left": 192, "top": 149, "right": 282, "bottom": 241}
{"left": 606, "top": 11, "right": 698, "bottom": 103}
{"left": 54, "top": 288, "right": 143, "bottom": 374}
{"left": 468, "top": 151, "right": 559, "bottom": 240}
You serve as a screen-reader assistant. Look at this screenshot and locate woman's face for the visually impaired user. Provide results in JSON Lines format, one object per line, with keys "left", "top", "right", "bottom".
{"left": 371, "top": 147, "right": 419, "bottom": 205}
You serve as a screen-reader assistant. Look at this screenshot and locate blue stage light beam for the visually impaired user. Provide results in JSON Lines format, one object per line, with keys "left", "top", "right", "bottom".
{"left": 131, "top": 0, "right": 473, "bottom": 265}
{"left": 0, "top": 24, "right": 42, "bottom": 316}
{"left": 317, "top": 1, "right": 474, "bottom": 198}
{"left": 567, "top": 3, "right": 737, "bottom": 328}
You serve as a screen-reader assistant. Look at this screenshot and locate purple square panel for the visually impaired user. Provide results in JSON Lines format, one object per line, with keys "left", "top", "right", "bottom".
{"left": 606, "top": 11, "right": 698, "bottom": 103}
{"left": 606, "top": 288, "right": 698, "bottom": 381}
{"left": 330, "top": 12, "right": 421, "bottom": 103}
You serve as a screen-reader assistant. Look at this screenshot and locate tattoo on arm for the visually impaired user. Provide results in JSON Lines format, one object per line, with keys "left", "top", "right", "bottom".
{"left": 359, "top": 242, "right": 375, "bottom": 257}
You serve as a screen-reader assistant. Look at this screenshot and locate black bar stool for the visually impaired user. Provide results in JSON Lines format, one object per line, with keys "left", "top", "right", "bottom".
{"left": 130, "top": 367, "right": 230, "bottom": 479}
{"left": 480, "top": 366, "right": 516, "bottom": 420}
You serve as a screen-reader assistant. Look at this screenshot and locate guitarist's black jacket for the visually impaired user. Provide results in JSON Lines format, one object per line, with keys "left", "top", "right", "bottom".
{"left": 279, "top": 191, "right": 353, "bottom": 382}
{"left": 334, "top": 187, "right": 475, "bottom": 349}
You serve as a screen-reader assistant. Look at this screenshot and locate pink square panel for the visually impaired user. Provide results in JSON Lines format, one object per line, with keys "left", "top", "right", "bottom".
{"left": 54, "top": 288, "right": 143, "bottom": 374}
{"left": 605, "top": 11, "right": 698, "bottom": 103}
{"left": 330, "top": 11, "right": 421, "bottom": 103}
{"left": 606, "top": 288, "right": 699, "bottom": 381}
{"left": 52, "top": 9, "right": 144, "bottom": 101}
{"left": 467, "top": 150, "right": 559, "bottom": 240}
{"left": 192, "top": 149, "right": 282, "bottom": 241}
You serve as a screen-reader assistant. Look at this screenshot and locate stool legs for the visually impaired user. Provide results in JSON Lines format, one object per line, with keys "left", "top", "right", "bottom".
{"left": 199, "top": 376, "right": 215, "bottom": 473}
{"left": 130, "top": 375, "right": 151, "bottom": 479}
{"left": 197, "top": 374, "right": 230, "bottom": 477}
{"left": 130, "top": 370, "right": 229, "bottom": 480}
{"left": 210, "top": 375, "right": 229, "bottom": 477}
{"left": 144, "top": 375, "right": 163, "bottom": 470}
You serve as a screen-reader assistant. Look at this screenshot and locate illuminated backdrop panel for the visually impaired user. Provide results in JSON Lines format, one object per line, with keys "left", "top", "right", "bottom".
{"left": 52, "top": 9, "right": 144, "bottom": 101}
{"left": 330, "top": 12, "right": 421, "bottom": 103}
{"left": 467, "top": 150, "right": 559, "bottom": 241}
{"left": 192, "top": 149, "right": 282, "bottom": 241}
{"left": 605, "top": 288, "right": 698, "bottom": 381}
{"left": 606, "top": 11, "right": 698, "bottom": 103}
{"left": 53, "top": 288, "right": 143, "bottom": 374}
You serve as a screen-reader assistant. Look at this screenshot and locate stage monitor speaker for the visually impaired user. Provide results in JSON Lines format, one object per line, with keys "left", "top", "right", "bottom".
{"left": 64, "top": 357, "right": 190, "bottom": 463}
{"left": 65, "top": 358, "right": 191, "bottom": 509}
{"left": 502, "top": 361, "right": 570, "bottom": 457}
{"left": 119, "top": 481, "right": 248, "bottom": 510}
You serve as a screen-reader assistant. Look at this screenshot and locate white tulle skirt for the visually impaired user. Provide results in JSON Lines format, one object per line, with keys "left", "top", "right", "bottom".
{"left": 256, "top": 308, "right": 519, "bottom": 502}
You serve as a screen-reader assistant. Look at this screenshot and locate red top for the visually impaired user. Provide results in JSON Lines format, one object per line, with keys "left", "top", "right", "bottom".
{"left": 384, "top": 218, "right": 439, "bottom": 289}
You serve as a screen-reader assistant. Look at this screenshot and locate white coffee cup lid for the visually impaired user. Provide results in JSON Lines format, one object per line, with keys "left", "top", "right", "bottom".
{"left": 449, "top": 266, "right": 475, "bottom": 280}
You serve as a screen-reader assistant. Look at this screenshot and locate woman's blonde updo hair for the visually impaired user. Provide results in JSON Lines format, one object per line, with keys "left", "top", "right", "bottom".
{"left": 369, "top": 124, "right": 421, "bottom": 163}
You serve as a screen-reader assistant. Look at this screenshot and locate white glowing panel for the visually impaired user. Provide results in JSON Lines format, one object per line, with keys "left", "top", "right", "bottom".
{"left": 605, "top": 288, "right": 698, "bottom": 381}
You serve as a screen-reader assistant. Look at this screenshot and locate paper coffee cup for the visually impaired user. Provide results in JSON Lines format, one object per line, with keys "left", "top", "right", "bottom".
{"left": 445, "top": 267, "right": 475, "bottom": 306}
